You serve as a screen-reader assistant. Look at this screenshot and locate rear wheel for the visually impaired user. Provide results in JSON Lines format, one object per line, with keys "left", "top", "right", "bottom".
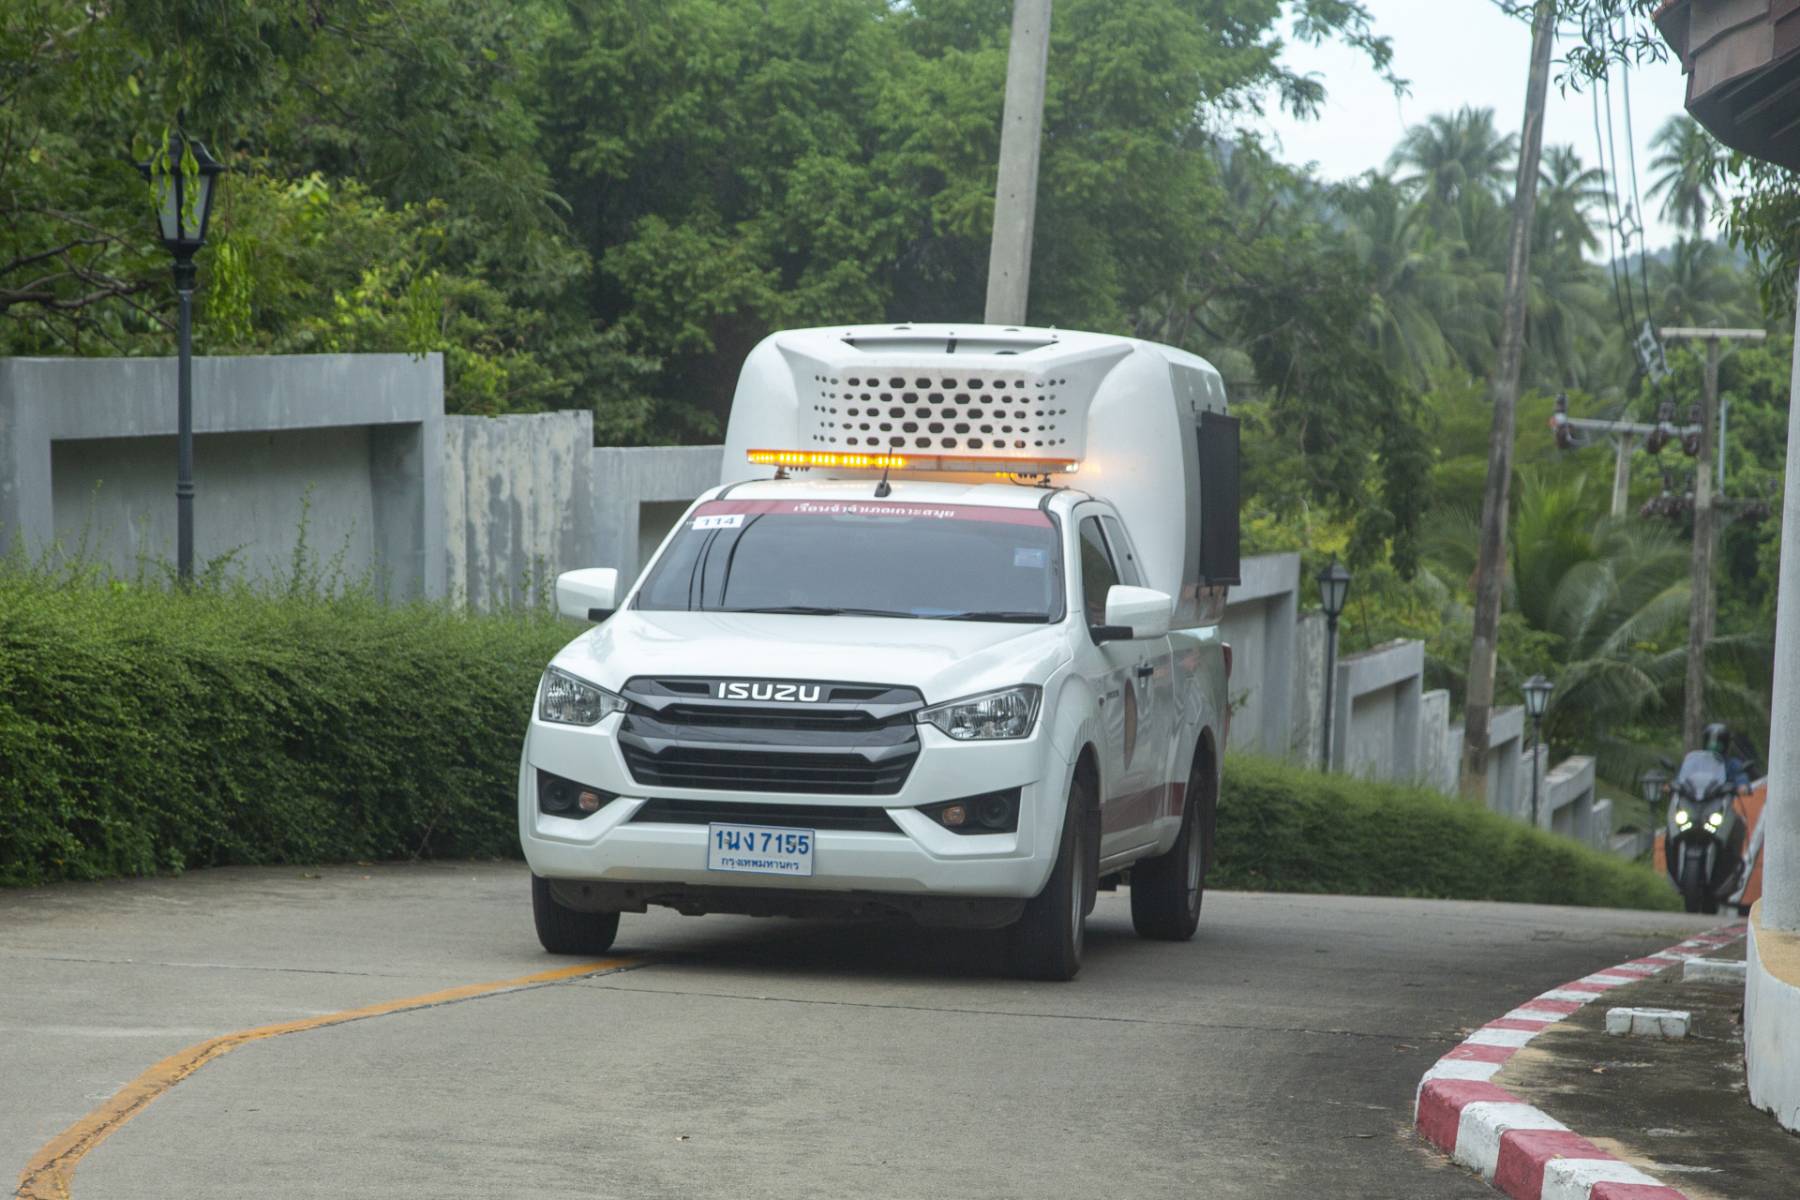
{"left": 532, "top": 874, "right": 621, "bottom": 955}
{"left": 1007, "top": 775, "right": 1090, "bottom": 981}
{"left": 1130, "top": 756, "right": 1209, "bottom": 941}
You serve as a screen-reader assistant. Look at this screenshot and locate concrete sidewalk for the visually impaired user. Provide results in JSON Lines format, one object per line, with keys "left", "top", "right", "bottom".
{"left": 1491, "top": 938, "right": 1799, "bottom": 1199}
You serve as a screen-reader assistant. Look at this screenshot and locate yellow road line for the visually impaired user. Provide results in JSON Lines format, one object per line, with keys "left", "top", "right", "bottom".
{"left": 15, "top": 956, "right": 638, "bottom": 1200}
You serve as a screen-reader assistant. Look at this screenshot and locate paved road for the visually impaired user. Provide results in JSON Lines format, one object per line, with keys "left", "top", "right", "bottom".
{"left": 2, "top": 864, "right": 1712, "bottom": 1199}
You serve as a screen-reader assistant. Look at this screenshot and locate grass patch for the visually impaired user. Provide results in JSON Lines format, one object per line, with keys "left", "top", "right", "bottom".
{"left": 1216, "top": 754, "right": 1679, "bottom": 910}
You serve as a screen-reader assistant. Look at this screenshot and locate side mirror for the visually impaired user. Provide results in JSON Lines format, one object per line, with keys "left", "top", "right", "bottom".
{"left": 556, "top": 568, "right": 620, "bottom": 622}
{"left": 1102, "top": 585, "right": 1172, "bottom": 640}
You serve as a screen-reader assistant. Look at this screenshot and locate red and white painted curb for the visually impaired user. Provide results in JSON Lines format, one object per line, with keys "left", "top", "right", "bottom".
{"left": 1414, "top": 922, "right": 1747, "bottom": 1200}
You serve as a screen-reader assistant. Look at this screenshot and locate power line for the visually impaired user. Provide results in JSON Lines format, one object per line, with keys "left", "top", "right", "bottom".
{"left": 1620, "top": 53, "right": 1657, "bottom": 333}
{"left": 1591, "top": 84, "right": 1633, "bottom": 337}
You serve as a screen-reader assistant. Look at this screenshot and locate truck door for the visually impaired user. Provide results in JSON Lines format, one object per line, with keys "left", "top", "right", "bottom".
{"left": 1074, "top": 511, "right": 1158, "bottom": 862}
{"left": 1101, "top": 511, "right": 1177, "bottom": 815}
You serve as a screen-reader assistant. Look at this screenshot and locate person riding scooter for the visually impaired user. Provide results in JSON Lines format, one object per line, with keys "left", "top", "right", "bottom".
{"left": 1663, "top": 724, "right": 1754, "bottom": 914}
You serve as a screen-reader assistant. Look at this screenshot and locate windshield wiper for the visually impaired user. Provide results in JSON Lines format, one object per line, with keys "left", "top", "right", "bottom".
{"left": 722, "top": 605, "right": 920, "bottom": 618}
{"left": 936, "top": 610, "right": 1048, "bottom": 623}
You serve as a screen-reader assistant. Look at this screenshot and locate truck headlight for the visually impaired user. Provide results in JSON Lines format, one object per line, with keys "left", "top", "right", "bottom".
{"left": 918, "top": 686, "right": 1041, "bottom": 740}
{"left": 539, "top": 667, "right": 625, "bottom": 726}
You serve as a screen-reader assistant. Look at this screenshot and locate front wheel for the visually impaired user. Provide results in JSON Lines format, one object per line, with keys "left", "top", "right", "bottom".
{"left": 532, "top": 874, "right": 621, "bottom": 955}
{"left": 1006, "top": 775, "right": 1090, "bottom": 981}
{"left": 1130, "top": 758, "right": 1209, "bottom": 941}
{"left": 1677, "top": 854, "right": 1707, "bottom": 915}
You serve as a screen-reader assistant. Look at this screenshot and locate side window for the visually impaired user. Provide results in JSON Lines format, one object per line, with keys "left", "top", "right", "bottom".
{"left": 1078, "top": 516, "right": 1120, "bottom": 627}
{"left": 1099, "top": 515, "right": 1144, "bottom": 587}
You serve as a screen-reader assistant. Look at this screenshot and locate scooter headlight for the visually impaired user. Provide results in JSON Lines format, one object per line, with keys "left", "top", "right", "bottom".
{"left": 1675, "top": 809, "right": 1692, "bottom": 828}
{"left": 1706, "top": 811, "right": 1725, "bottom": 828}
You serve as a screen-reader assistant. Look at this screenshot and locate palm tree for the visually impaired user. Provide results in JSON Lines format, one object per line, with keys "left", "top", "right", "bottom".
{"left": 1647, "top": 115, "right": 1725, "bottom": 235}
{"left": 1535, "top": 145, "right": 1607, "bottom": 260}
{"left": 1336, "top": 173, "right": 1464, "bottom": 385}
{"left": 1653, "top": 237, "right": 1755, "bottom": 329}
{"left": 1390, "top": 106, "right": 1519, "bottom": 238}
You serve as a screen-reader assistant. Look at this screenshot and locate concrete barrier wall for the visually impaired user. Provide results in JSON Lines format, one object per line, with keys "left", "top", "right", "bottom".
{"left": 443, "top": 411, "right": 594, "bottom": 609}
{"left": 590, "top": 445, "right": 724, "bottom": 584}
{"left": 1220, "top": 553, "right": 1299, "bottom": 757}
{"left": 1, "top": 353, "right": 444, "bottom": 599}
{"left": 1331, "top": 639, "right": 1424, "bottom": 780}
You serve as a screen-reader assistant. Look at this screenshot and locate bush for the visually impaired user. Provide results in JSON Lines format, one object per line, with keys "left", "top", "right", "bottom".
{"left": 1216, "top": 754, "right": 1680, "bottom": 910}
{"left": 0, "top": 566, "right": 572, "bottom": 886}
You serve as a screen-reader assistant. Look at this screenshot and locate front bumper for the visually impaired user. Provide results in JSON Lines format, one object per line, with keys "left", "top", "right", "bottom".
{"left": 519, "top": 712, "right": 1068, "bottom": 901}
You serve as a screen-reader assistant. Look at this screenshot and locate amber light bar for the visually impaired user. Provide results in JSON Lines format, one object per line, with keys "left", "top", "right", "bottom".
{"left": 748, "top": 448, "right": 1078, "bottom": 474}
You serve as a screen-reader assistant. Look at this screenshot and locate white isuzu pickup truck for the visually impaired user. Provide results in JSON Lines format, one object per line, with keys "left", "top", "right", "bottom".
{"left": 520, "top": 324, "right": 1240, "bottom": 979}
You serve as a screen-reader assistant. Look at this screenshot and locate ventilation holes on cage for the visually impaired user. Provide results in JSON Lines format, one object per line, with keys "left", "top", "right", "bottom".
{"left": 928, "top": 392, "right": 944, "bottom": 404}
{"left": 968, "top": 378, "right": 984, "bottom": 390}
{"left": 955, "top": 393, "right": 971, "bottom": 405}
{"left": 902, "top": 392, "right": 918, "bottom": 404}
{"left": 942, "top": 437, "right": 959, "bottom": 448}
{"left": 879, "top": 422, "right": 893, "bottom": 432}
{"left": 914, "top": 377, "right": 929, "bottom": 389}
{"left": 859, "top": 423, "right": 871, "bottom": 431}
{"left": 915, "top": 437, "right": 930, "bottom": 448}
{"left": 888, "top": 377, "right": 904, "bottom": 389}
{"left": 915, "top": 407, "right": 930, "bottom": 419}
{"left": 980, "top": 424, "right": 994, "bottom": 434}
{"left": 1001, "top": 425, "right": 1012, "bottom": 434}
{"left": 902, "top": 422, "right": 918, "bottom": 433}
{"left": 942, "top": 378, "right": 958, "bottom": 389}
{"left": 994, "top": 379, "right": 1007, "bottom": 390}
{"left": 954, "top": 423, "right": 970, "bottom": 434}
{"left": 969, "top": 438, "right": 985, "bottom": 449}
{"left": 888, "top": 407, "right": 904, "bottom": 418}
{"left": 847, "top": 436, "right": 860, "bottom": 446}
{"left": 928, "top": 422, "right": 945, "bottom": 434}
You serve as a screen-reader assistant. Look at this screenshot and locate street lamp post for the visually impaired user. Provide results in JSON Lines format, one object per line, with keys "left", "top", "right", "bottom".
{"left": 1640, "top": 765, "right": 1670, "bottom": 822}
{"left": 138, "top": 134, "right": 224, "bottom": 585}
{"left": 1317, "top": 560, "right": 1352, "bottom": 770}
{"left": 1523, "top": 673, "right": 1554, "bottom": 828}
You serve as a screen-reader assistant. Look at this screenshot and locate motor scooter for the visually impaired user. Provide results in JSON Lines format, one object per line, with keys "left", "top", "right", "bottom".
{"left": 1662, "top": 750, "right": 1747, "bottom": 914}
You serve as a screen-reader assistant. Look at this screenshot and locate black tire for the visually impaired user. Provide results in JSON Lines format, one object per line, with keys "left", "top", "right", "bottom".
{"left": 1007, "top": 775, "right": 1090, "bottom": 982}
{"left": 1677, "top": 854, "right": 1706, "bottom": 915}
{"left": 531, "top": 874, "right": 621, "bottom": 955}
{"left": 1130, "top": 757, "right": 1210, "bottom": 941}
{"left": 1738, "top": 903, "right": 1752, "bottom": 918}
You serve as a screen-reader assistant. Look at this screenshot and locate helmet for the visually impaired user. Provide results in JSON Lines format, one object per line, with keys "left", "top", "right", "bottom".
{"left": 1702, "top": 723, "right": 1731, "bottom": 757}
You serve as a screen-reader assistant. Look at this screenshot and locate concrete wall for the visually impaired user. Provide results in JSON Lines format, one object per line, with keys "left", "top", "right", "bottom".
{"left": 1290, "top": 610, "right": 1327, "bottom": 765}
{"left": 1543, "top": 755, "right": 1598, "bottom": 842}
{"left": 1419, "top": 690, "right": 1457, "bottom": 795}
{"left": 1220, "top": 552, "right": 1299, "bottom": 757}
{"left": 590, "top": 445, "right": 724, "bottom": 584}
{"left": 1331, "top": 639, "right": 1424, "bottom": 781}
{"left": 1, "top": 354, "right": 444, "bottom": 599}
{"left": 443, "top": 410, "right": 594, "bottom": 609}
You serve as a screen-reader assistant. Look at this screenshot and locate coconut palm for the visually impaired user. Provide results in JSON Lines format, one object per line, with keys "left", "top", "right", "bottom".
{"left": 1652, "top": 237, "right": 1753, "bottom": 329}
{"left": 1535, "top": 145, "right": 1607, "bottom": 260}
{"left": 1647, "top": 115, "right": 1725, "bottom": 235}
{"left": 1336, "top": 173, "right": 1465, "bottom": 385}
{"left": 1390, "top": 106, "right": 1519, "bottom": 238}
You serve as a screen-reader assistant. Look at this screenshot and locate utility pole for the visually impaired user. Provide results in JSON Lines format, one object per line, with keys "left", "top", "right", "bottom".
{"left": 1461, "top": 0, "right": 1556, "bottom": 797}
{"left": 984, "top": 0, "right": 1051, "bottom": 326}
{"left": 1660, "top": 326, "right": 1766, "bottom": 748}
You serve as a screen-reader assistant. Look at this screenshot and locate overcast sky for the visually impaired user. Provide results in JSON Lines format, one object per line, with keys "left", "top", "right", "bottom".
{"left": 1252, "top": 0, "right": 1694, "bottom": 252}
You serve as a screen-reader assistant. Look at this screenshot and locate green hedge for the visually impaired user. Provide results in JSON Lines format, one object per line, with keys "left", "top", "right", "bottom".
{"left": 0, "top": 569, "right": 1679, "bottom": 911}
{"left": 1216, "top": 754, "right": 1679, "bottom": 910}
{"left": 0, "top": 569, "right": 570, "bottom": 886}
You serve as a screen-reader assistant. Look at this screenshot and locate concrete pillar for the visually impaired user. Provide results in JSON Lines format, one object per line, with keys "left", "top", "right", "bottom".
{"left": 1765, "top": 267, "right": 1800, "bottom": 934}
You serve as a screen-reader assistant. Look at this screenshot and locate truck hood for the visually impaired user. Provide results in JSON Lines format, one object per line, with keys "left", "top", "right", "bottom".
{"left": 553, "top": 609, "right": 1070, "bottom": 703}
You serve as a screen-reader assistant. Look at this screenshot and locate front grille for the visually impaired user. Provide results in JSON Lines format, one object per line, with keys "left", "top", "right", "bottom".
{"left": 632, "top": 798, "right": 900, "bottom": 833}
{"left": 617, "top": 677, "right": 923, "bottom": 796}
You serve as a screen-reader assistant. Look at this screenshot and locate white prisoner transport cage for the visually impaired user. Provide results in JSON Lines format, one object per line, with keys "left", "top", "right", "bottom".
{"left": 720, "top": 324, "right": 1241, "bottom": 629}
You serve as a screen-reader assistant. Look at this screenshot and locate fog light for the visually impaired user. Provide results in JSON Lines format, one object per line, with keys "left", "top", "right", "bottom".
{"left": 577, "top": 790, "right": 604, "bottom": 814}
{"left": 940, "top": 803, "right": 968, "bottom": 828}
{"left": 976, "top": 793, "right": 1014, "bottom": 829}
{"left": 542, "top": 779, "right": 575, "bottom": 813}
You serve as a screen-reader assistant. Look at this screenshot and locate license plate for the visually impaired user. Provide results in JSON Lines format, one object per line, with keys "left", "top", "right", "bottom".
{"left": 706, "top": 823, "right": 815, "bottom": 877}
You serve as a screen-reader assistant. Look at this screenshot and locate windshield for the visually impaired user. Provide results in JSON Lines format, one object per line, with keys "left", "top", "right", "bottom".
{"left": 635, "top": 499, "right": 1064, "bottom": 622}
{"left": 1676, "top": 750, "right": 1728, "bottom": 796}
